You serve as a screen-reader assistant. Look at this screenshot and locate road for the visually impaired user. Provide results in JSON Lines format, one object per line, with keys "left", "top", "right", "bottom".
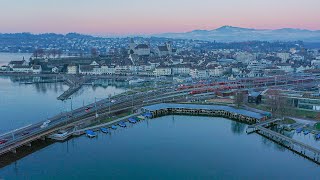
{"left": 0, "top": 84, "right": 189, "bottom": 155}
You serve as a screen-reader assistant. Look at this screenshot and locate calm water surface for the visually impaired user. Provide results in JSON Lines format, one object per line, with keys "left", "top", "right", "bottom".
{"left": 0, "top": 115, "right": 319, "bottom": 179}
{"left": 0, "top": 76, "right": 126, "bottom": 132}
{"left": 0, "top": 53, "right": 31, "bottom": 66}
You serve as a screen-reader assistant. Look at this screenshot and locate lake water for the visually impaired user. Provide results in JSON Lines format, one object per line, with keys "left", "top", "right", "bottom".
{"left": 0, "top": 115, "right": 319, "bottom": 179}
{"left": 0, "top": 76, "right": 126, "bottom": 133}
{"left": 0, "top": 53, "right": 32, "bottom": 66}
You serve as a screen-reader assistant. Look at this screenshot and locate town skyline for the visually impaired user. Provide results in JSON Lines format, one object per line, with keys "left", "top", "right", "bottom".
{"left": 0, "top": 0, "right": 319, "bottom": 35}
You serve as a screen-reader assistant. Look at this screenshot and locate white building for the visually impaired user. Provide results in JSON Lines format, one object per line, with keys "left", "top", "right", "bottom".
{"left": 207, "top": 66, "right": 224, "bottom": 77}
{"left": 234, "top": 52, "right": 256, "bottom": 64}
{"left": 172, "top": 65, "right": 190, "bottom": 76}
{"left": 190, "top": 68, "right": 208, "bottom": 79}
{"left": 277, "top": 53, "right": 290, "bottom": 63}
{"left": 0, "top": 65, "right": 9, "bottom": 71}
{"left": 277, "top": 64, "right": 294, "bottom": 73}
{"left": 52, "top": 67, "right": 60, "bottom": 73}
{"left": 8, "top": 60, "right": 28, "bottom": 68}
{"left": 67, "top": 64, "right": 78, "bottom": 74}
{"left": 154, "top": 66, "right": 172, "bottom": 76}
{"left": 31, "top": 65, "right": 42, "bottom": 74}
{"left": 311, "top": 60, "right": 320, "bottom": 67}
{"left": 12, "top": 65, "right": 32, "bottom": 73}
{"left": 79, "top": 65, "right": 102, "bottom": 75}
{"left": 296, "top": 65, "right": 311, "bottom": 73}
{"left": 100, "top": 65, "right": 116, "bottom": 75}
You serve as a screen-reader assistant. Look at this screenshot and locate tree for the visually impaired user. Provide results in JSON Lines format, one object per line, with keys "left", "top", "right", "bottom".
{"left": 265, "top": 89, "right": 288, "bottom": 117}
{"left": 91, "top": 48, "right": 98, "bottom": 57}
{"left": 33, "top": 48, "right": 45, "bottom": 59}
{"left": 51, "top": 49, "right": 58, "bottom": 59}
{"left": 57, "top": 49, "right": 62, "bottom": 58}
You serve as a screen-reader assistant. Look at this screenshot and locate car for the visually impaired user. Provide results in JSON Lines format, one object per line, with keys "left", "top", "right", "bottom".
{"left": 44, "top": 120, "right": 51, "bottom": 124}
{"left": 40, "top": 120, "right": 51, "bottom": 128}
{"left": 40, "top": 123, "right": 49, "bottom": 128}
{"left": 22, "top": 131, "right": 30, "bottom": 136}
{"left": 85, "top": 107, "right": 91, "bottom": 112}
{"left": 111, "top": 100, "right": 116, "bottom": 103}
{"left": 0, "top": 139, "right": 8, "bottom": 144}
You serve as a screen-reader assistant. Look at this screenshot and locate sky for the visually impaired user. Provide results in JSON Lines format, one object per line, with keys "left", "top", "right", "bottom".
{"left": 0, "top": 0, "right": 319, "bottom": 35}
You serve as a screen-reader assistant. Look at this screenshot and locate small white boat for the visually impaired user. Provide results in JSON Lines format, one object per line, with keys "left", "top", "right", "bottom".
{"left": 48, "top": 130, "right": 71, "bottom": 141}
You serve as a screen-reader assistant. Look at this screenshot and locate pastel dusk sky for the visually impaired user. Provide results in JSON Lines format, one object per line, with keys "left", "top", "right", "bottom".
{"left": 0, "top": 0, "right": 319, "bottom": 35}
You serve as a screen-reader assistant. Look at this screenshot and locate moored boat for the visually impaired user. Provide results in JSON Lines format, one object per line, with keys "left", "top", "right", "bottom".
{"left": 100, "top": 127, "right": 109, "bottom": 133}
{"left": 86, "top": 130, "right": 97, "bottom": 138}
{"left": 118, "top": 122, "right": 126, "bottom": 127}
{"left": 137, "top": 115, "right": 145, "bottom": 120}
{"left": 296, "top": 128, "right": 303, "bottom": 133}
{"left": 128, "top": 118, "right": 137, "bottom": 124}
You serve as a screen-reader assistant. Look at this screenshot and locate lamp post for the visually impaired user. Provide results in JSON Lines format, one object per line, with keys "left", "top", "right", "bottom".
{"left": 94, "top": 97, "right": 98, "bottom": 118}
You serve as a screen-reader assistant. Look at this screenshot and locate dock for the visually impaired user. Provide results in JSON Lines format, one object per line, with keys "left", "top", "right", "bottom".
{"left": 256, "top": 126, "right": 320, "bottom": 164}
{"left": 247, "top": 118, "right": 320, "bottom": 164}
{"left": 57, "top": 75, "right": 89, "bottom": 101}
{"left": 142, "top": 103, "right": 270, "bottom": 124}
{"left": 73, "top": 113, "right": 140, "bottom": 135}
{"left": 248, "top": 118, "right": 282, "bottom": 128}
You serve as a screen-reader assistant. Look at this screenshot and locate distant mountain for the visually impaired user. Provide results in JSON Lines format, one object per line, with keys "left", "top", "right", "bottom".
{"left": 155, "top": 26, "right": 320, "bottom": 42}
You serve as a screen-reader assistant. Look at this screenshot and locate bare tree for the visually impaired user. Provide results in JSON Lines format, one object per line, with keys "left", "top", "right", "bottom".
{"left": 51, "top": 49, "right": 58, "bottom": 59}
{"left": 33, "top": 49, "right": 39, "bottom": 59}
{"left": 265, "top": 89, "right": 287, "bottom": 117}
{"left": 57, "top": 49, "right": 62, "bottom": 58}
{"left": 91, "top": 48, "right": 98, "bottom": 57}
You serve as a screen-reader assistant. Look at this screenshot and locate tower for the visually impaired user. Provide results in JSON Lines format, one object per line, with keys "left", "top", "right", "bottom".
{"left": 128, "top": 38, "right": 136, "bottom": 54}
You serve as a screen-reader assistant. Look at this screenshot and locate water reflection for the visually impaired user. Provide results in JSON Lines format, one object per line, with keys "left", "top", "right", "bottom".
{"left": 0, "top": 76, "right": 126, "bottom": 132}
{"left": 230, "top": 121, "right": 246, "bottom": 135}
{"left": 1, "top": 116, "right": 319, "bottom": 179}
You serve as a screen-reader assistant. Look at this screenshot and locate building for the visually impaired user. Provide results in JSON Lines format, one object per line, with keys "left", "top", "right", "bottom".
{"left": 67, "top": 64, "right": 78, "bottom": 74}
{"left": 154, "top": 66, "right": 172, "bottom": 76}
{"left": 248, "top": 92, "right": 262, "bottom": 104}
{"left": 128, "top": 39, "right": 151, "bottom": 56}
{"left": 12, "top": 65, "right": 32, "bottom": 73}
{"left": 157, "top": 42, "right": 173, "bottom": 57}
{"left": 79, "top": 65, "right": 102, "bottom": 75}
{"left": 8, "top": 60, "right": 28, "bottom": 68}
{"left": 171, "top": 65, "right": 190, "bottom": 76}
{"left": 0, "top": 65, "right": 9, "bottom": 71}
{"left": 31, "top": 65, "right": 42, "bottom": 74}
{"left": 207, "top": 65, "right": 224, "bottom": 77}
{"left": 51, "top": 67, "right": 60, "bottom": 73}
{"left": 276, "top": 64, "right": 294, "bottom": 73}
{"left": 190, "top": 68, "right": 208, "bottom": 79}
{"left": 277, "top": 53, "right": 290, "bottom": 63}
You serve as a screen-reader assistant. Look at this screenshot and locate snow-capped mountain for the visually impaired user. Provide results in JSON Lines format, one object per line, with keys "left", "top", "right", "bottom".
{"left": 155, "top": 26, "right": 320, "bottom": 42}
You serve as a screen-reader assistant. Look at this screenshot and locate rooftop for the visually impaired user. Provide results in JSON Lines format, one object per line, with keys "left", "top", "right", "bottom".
{"left": 142, "top": 103, "right": 270, "bottom": 119}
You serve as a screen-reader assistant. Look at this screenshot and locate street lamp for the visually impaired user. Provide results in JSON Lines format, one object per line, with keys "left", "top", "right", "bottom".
{"left": 94, "top": 97, "right": 99, "bottom": 118}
